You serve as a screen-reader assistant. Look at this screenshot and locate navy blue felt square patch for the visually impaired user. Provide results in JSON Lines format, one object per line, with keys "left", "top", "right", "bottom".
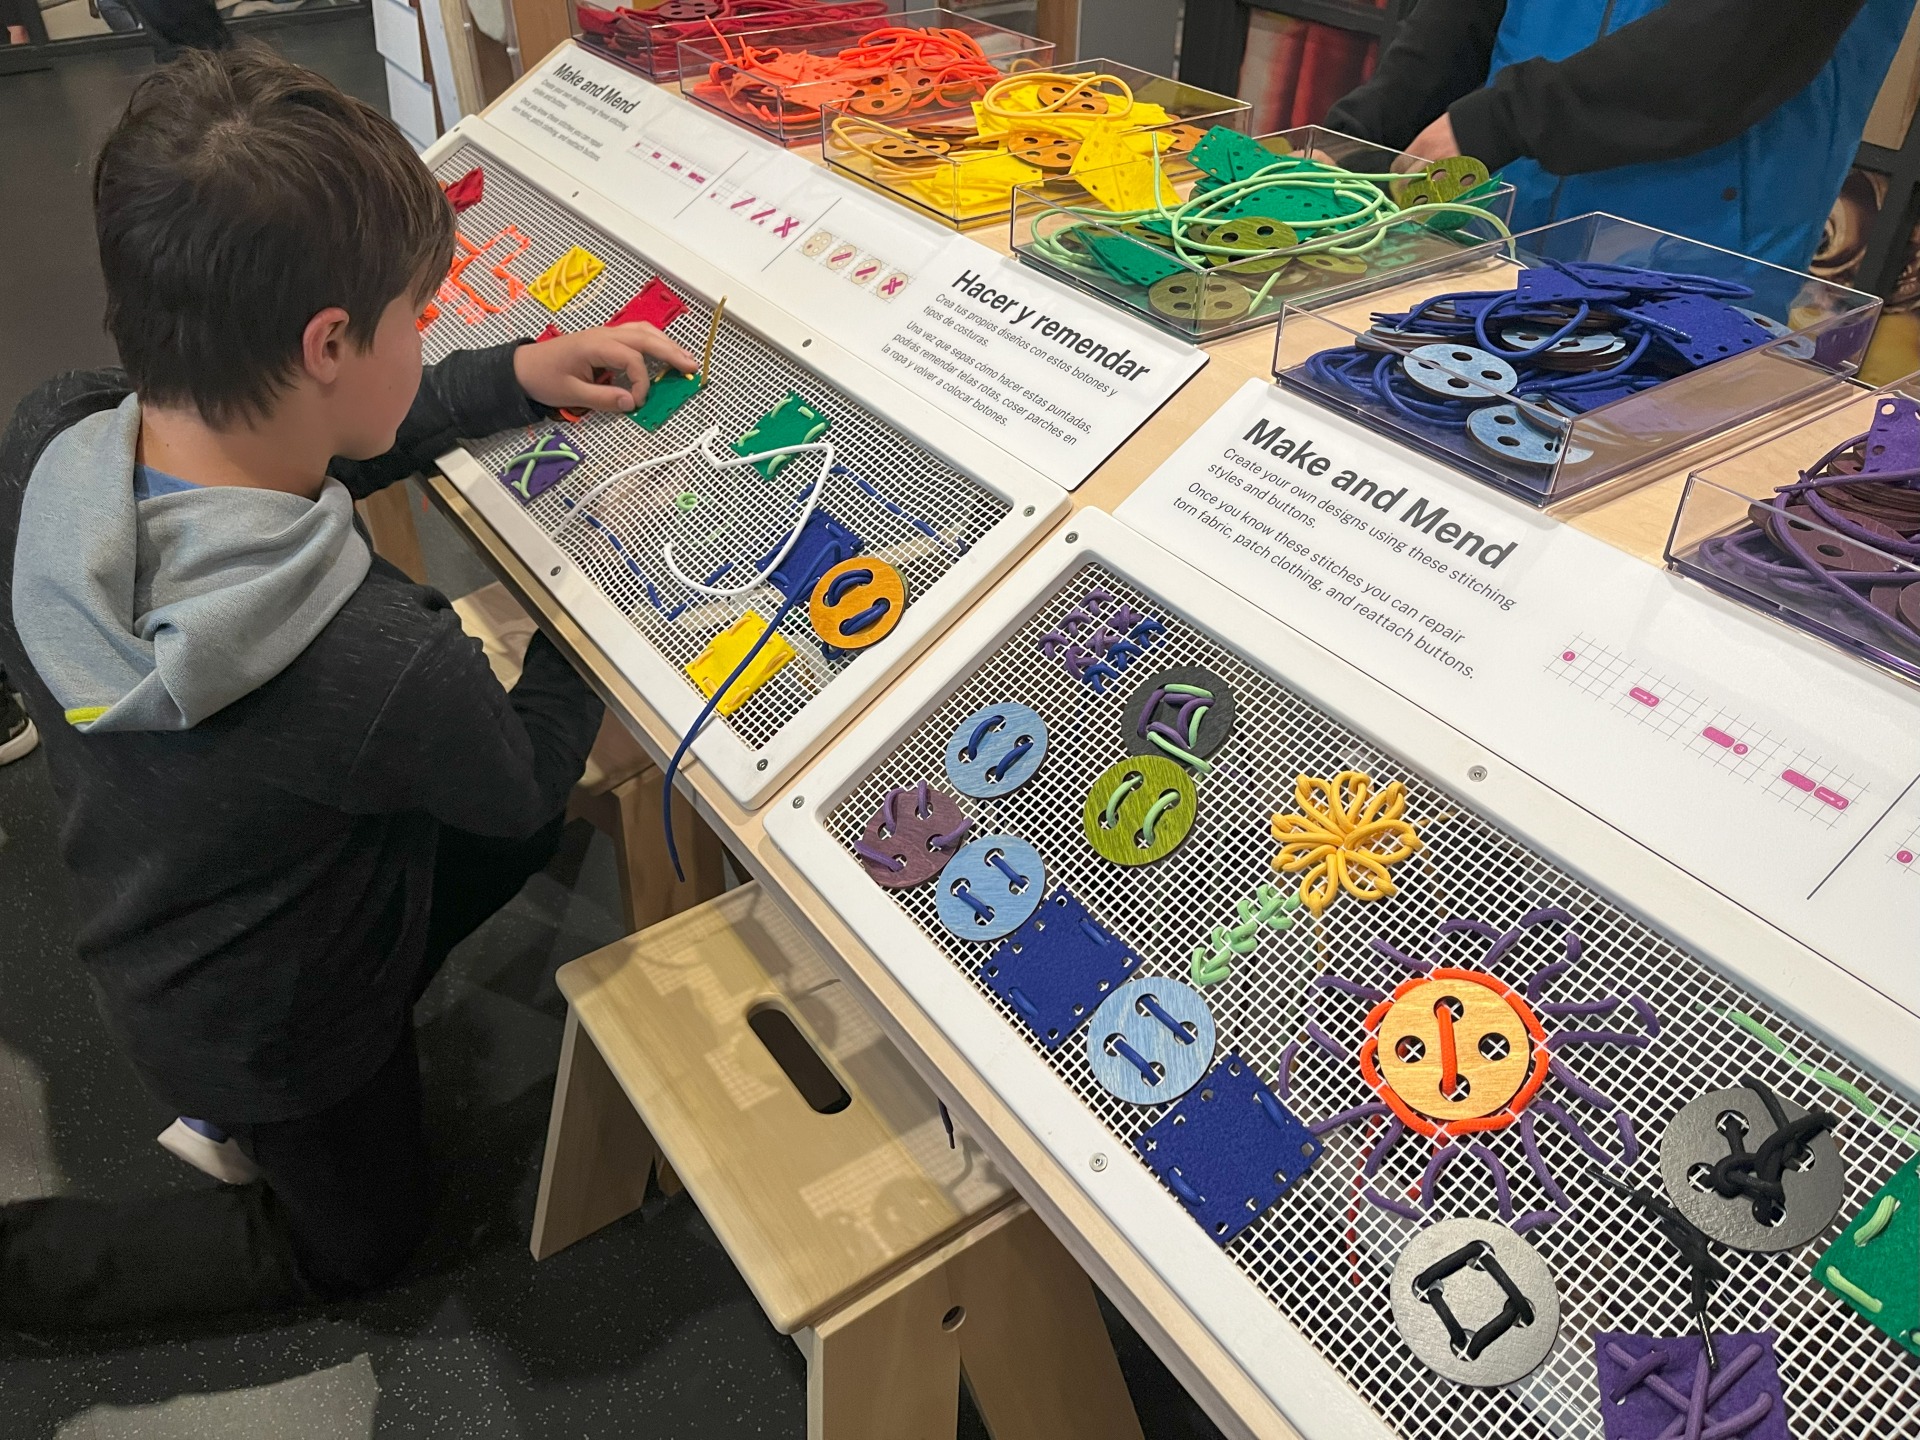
{"left": 1132, "top": 1052, "right": 1322, "bottom": 1245}
{"left": 1629, "top": 295, "right": 1772, "bottom": 370}
{"left": 1515, "top": 265, "right": 1627, "bottom": 306}
{"left": 980, "top": 890, "right": 1142, "bottom": 1050}
{"left": 763, "top": 507, "right": 863, "bottom": 602}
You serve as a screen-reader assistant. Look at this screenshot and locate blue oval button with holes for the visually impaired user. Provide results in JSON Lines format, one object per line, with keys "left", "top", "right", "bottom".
{"left": 1087, "top": 976, "right": 1217, "bottom": 1104}
{"left": 944, "top": 703, "right": 1048, "bottom": 799}
{"left": 935, "top": 836, "right": 1046, "bottom": 942}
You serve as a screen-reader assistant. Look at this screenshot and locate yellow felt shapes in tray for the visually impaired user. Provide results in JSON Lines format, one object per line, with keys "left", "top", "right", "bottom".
{"left": 1069, "top": 129, "right": 1179, "bottom": 213}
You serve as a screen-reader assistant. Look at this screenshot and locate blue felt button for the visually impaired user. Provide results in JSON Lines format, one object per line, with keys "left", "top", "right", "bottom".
{"left": 936, "top": 836, "right": 1045, "bottom": 943}
{"left": 763, "top": 507, "right": 863, "bottom": 602}
{"left": 980, "top": 889, "right": 1143, "bottom": 1050}
{"left": 1087, "top": 976, "right": 1216, "bottom": 1104}
{"left": 944, "top": 703, "right": 1048, "bottom": 798}
{"left": 1131, "top": 1052, "right": 1322, "bottom": 1245}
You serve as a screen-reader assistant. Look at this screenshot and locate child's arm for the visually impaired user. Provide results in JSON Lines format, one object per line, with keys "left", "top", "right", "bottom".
{"left": 339, "top": 608, "right": 604, "bottom": 838}
{"left": 327, "top": 342, "right": 541, "bottom": 501}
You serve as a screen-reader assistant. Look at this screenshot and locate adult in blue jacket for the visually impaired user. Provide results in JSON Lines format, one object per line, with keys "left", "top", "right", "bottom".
{"left": 1326, "top": 0, "right": 1917, "bottom": 269}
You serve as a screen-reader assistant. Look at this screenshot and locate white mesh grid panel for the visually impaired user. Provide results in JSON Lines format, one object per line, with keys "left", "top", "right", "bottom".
{"left": 825, "top": 559, "right": 1920, "bottom": 1440}
{"left": 424, "top": 142, "right": 1009, "bottom": 750}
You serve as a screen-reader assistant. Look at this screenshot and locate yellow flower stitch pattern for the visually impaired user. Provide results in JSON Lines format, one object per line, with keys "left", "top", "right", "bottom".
{"left": 1269, "top": 770, "right": 1420, "bottom": 916}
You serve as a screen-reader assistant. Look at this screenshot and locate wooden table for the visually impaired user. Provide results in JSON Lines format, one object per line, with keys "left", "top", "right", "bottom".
{"left": 424, "top": 103, "right": 1862, "bottom": 1440}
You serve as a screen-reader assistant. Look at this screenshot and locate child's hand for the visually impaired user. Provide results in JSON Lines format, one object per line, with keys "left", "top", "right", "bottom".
{"left": 513, "top": 324, "right": 702, "bottom": 414}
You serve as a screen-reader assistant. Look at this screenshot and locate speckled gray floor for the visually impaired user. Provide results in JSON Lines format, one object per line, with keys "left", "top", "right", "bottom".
{"left": 0, "top": 20, "right": 1228, "bottom": 1438}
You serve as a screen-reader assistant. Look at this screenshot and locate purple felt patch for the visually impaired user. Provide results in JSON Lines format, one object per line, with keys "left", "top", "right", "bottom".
{"left": 498, "top": 430, "right": 582, "bottom": 504}
{"left": 1859, "top": 393, "right": 1920, "bottom": 476}
{"left": 1628, "top": 295, "right": 1773, "bottom": 370}
{"left": 1516, "top": 266, "right": 1628, "bottom": 306}
{"left": 1592, "top": 1331, "right": 1789, "bottom": 1440}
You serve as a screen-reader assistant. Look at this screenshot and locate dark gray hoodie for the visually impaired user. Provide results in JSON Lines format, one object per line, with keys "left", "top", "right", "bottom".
{"left": 0, "top": 345, "right": 603, "bottom": 1122}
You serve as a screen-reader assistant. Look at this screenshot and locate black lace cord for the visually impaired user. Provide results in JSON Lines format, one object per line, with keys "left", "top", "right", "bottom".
{"left": 1708, "top": 1076, "right": 1838, "bottom": 1225}
{"left": 1411, "top": 1240, "right": 1536, "bottom": 1362}
{"left": 1589, "top": 1164, "right": 1730, "bottom": 1367}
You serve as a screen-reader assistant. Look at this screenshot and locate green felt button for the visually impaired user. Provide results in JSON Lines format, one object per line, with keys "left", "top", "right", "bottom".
{"left": 1188, "top": 127, "right": 1287, "bottom": 185}
{"left": 734, "top": 392, "right": 832, "bottom": 479}
{"left": 1814, "top": 1153, "right": 1920, "bottom": 1357}
{"left": 1085, "top": 232, "right": 1186, "bottom": 288}
{"left": 1083, "top": 755, "right": 1197, "bottom": 865}
{"left": 630, "top": 370, "right": 702, "bottom": 432}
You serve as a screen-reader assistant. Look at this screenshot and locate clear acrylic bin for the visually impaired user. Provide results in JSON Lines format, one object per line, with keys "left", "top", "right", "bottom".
{"left": 1008, "top": 124, "right": 1515, "bottom": 339}
{"left": 570, "top": 0, "right": 896, "bottom": 82}
{"left": 1667, "top": 373, "right": 1920, "bottom": 685}
{"left": 821, "top": 59, "right": 1250, "bottom": 228}
{"left": 1271, "top": 212, "right": 1880, "bottom": 505}
{"left": 676, "top": 7, "right": 1054, "bottom": 147}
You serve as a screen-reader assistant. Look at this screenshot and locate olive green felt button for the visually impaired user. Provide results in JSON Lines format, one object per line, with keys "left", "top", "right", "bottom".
{"left": 1394, "top": 156, "right": 1492, "bottom": 212}
{"left": 1083, "top": 755, "right": 1197, "bottom": 865}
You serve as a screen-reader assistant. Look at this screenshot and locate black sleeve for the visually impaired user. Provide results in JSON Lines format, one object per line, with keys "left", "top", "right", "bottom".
{"left": 1324, "top": 0, "right": 1508, "bottom": 152}
{"left": 1449, "top": 0, "right": 1872, "bottom": 175}
{"left": 340, "top": 624, "right": 604, "bottom": 838}
{"left": 327, "top": 342, "right": 549, "bottom": 501}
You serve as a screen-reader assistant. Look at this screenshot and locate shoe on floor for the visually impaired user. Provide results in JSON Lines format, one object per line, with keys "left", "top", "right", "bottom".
{"left": 158, "top": 1117, "right": 261, "bottom": 1184}
{"left": 0, "top": 688, "right": 36, "bottom": 767}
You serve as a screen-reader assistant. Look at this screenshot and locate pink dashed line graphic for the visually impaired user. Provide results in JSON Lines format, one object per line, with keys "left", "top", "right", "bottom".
{"left": 1551, "top": 634, "right": 1865, "bottom": 826}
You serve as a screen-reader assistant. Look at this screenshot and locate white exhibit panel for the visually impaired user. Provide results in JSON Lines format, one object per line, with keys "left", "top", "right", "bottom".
{"left": 766, "top": 511, "right": 1920, "bottom": 1440}
{"left": 481, "top": 44, "right": 1208, "bottom": 490}
{"left": 418, "top": 120, "right": 1066, "bottom": 806}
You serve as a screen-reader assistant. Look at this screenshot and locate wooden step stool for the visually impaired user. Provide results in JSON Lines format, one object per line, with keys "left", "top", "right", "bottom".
{"left": 534, "top": 883, "right": 1147, "bottom": 1440}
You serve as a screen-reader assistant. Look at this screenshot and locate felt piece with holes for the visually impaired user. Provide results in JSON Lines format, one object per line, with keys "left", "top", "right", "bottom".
{"left": 1860, "top": 394, "right": 1920, "bottom": 476}
{"left": 1085, "top": 232, "right": 1187, "bottom": 288}
{"left": 735, "top": 393, "right": 831, "bottom": 479}
{"left": 1514, "top": 265, "right": 1628, "bottom": 306}
{"left": 763, "top": 507, "right": 863, "bottom": 602}
{"left": 1591, "top": 1331, "right": 1790, "bottom": 1440}
{"left": 979, "top": 890, "right": 1142, "bottom": 1051}
{"left": 1813, "top": 1153, "right": 1920, "bottom": 1358}
{"left": 1130, "top": 1052, "right": 1321, "bottom": 1245}
{"left": 498, "top": 431, "right": 581, "bottom": 504}
{"left": 609, "top": 277, "right": 688, "bottom": 332}
{"left": 528, "top": 245, "right": 607, "bottom": 311}
{"left": 684, "top": 611, "right": 794, "bottom": 716}
{"left": 1630, "top": 295, "right": 1772, "bottom": 370}
{"left": 1188, "top": 126, "right": 1286, "bottom": 185}
{"left": 631, "top": 370, "right": 702, "bottom": 431}
{"left": 443, "top": 168, "right": 484, "bottom": 212}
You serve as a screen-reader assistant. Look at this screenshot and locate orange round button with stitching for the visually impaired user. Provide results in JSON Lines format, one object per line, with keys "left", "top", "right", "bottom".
{"left": 810, "top": 557, "right": 906, "bottom": 650}
{"left": 1357, "top": 968, "right": 1548, "bottom": 1138}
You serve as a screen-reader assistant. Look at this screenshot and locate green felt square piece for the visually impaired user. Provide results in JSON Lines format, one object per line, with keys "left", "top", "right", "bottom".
{"left": 1814, "top": 1153, "right": 1920, "bottom": 1357}
{"left": 1188, "top": 127, "right": 1287, "bottom": 185}
{"left": 734, "top": 392, "right": 831, "bottom": 479}
{"left": 629, "top": 370, "right": 702, "bottom": 432}
{"left": 1085, "top": 232, "right": 1186, "bottom": 288}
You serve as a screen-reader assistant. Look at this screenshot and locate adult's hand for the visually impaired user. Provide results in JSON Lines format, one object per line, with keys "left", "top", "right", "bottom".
{"left": 1394, "top": 112, "right": 1462, "bottom": 173}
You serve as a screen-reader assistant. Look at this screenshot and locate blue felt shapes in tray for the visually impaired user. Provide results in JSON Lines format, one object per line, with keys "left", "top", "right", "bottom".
{"left": 1132, "top": 1052, "right": 1323, "bottom": 1245}
{"left": 979, "top": 889, "right": 1143, "bottom": 1050}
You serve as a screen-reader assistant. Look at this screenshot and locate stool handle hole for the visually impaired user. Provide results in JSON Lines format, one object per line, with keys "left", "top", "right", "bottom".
{"left": 747, "top": 1004, "right": 852, "bottom": 1115}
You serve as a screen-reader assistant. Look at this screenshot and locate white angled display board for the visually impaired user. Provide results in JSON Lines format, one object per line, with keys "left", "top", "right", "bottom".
{"left": 766, "top": 511, "right": 1920, "bottom": 1440}
{"left": 485, "top": 44, "right": 1207, "bottom": 490}
{"left": 1116, "top": 379, "right": 1920, "bottom": 1018}
{"left": 417, "top": 113, "right": 1067, "bottom": 806}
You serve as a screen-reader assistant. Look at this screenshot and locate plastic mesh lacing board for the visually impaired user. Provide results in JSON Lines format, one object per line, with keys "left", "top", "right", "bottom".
{"left": 826, "top": 559, "right": 1920, "bottom": 1440}
{"left": 424, "top": 142, "right": 1009, "bottom": 751}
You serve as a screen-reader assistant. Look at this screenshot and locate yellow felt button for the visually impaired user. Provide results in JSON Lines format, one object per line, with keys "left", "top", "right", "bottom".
{"left": 528, "top": 245, "right": 606, "bottom": 312}
{"left": 684, "top": 611, "right": 795, "bottom": 716}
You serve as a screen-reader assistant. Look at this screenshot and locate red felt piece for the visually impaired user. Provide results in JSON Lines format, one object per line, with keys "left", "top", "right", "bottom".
{"left": 608, "top": 277, "right": 688, "bottom": 331}
{"left": 443, "top": 168, "right": 485, "bottom": 213}
{"left": 536, "top": 323, "right": 564, "bottom": 342}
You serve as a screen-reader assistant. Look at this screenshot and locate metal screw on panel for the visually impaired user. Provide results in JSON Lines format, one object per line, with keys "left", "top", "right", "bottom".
{"left": 802, "top": 338, "right": 812, "bottom": 347}
{"left": 1023, "top": 505, "right": 1035, "bottom": 516}
{"left": 1468, "top": 765, "right": 1488, "bottom": 782}
{"left": 550, "top": 566, "right": 562, "bottom": 577}
{"left": 1090, "top": 1153, "right": 1108, "bottom": 1172}
{"left": 1065, "top": 532, "right": 1078, "bottom": 544}
{"left": 792, "top": 795, "right": 806, "bottom": 808}
{"left": 757, "top": 759, "right": 768, "bottom": 770}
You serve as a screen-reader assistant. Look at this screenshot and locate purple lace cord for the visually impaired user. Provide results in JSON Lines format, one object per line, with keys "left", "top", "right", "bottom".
{"left": 1547, "top": 992, "right": 1660, "bottom": 1048}
{"left": 1604, "top": 1338, "right": 1777, "bottom": 1440}
{"left": 1274, "top": 1040, "right": 1300, "bottom": 1101}
{"left": 852, "top": 840, "right": 905, "bottom": 872}
{"left": 1310, "top": 1100, "right": 1387, "bottom": 1137}
{"left": 1370, "top": 936, "right": 1429, "bottom": 975}
{"left": 1363, "top": 1186, "right": 1424, "bottom": 1222}
{"left": 1364, "top": 1117, "right": 1406, "bottom": 1176}
{"left": 929, "top": 819, "right": 974, "bottom": 852}
{"left": 1511, "top": 1209, "right": 1559, "bottom": 1234}
{"left": 1417, "top": 1141, "right": 1515, "bottom": 1219}
{"left": 1314, "top": 973, "right": 1384, "bottom": 1002}
{"left": 1533, "top": 1096, "right": 1625, "bottom": 1169}
{"left": 1305, "top": 1017, "right": 1349, "bottom": 1060}
{"left": 1517, "top": 1111, "right": 1572, "bottom": 1208}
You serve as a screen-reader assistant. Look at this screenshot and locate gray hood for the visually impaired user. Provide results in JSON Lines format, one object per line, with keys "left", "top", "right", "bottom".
{"left": 11, "top": 394, "right": 370, "bottom": 733}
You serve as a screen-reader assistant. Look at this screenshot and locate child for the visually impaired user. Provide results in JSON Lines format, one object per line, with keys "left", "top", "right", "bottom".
{"left": 0, "top": 44, "right": 696, "bottom": 1328}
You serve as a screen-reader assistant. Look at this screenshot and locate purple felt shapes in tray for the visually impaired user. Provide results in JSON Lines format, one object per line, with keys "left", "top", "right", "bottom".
{"left": 1592, "top": 1330, "right": 1789, "bottom": 1440}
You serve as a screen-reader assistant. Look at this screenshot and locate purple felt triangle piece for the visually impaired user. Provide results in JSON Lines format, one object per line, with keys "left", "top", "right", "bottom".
{"left": 1860, "top": 393, "right": 1920, "bottom": 475}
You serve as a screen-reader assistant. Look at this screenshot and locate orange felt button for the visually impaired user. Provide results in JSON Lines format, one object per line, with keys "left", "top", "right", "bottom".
{"left": 809, "top": 557, "right": 905, "bottom": 649}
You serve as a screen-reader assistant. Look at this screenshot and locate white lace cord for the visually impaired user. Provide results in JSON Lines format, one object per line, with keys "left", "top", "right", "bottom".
{"left": 549, "top": 428, "right": 711, "bottom": 543}
{"left": 660, "top": 434, "right": 836, "bottom": 599}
